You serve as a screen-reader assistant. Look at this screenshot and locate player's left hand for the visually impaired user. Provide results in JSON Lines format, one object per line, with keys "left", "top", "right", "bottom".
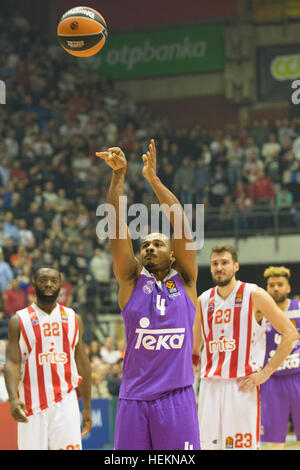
{"left": 237, "top": 369, "right": 270, "bottom": 392}
{"left": 81, "top": 408, "right": 92, "bottom": 438}
{"left": 142, "top": 139, "right": 157, "bottom": 183}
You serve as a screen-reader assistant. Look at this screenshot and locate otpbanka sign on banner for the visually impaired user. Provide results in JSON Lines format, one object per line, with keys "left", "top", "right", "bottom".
{"left": 257, "top": 44, "right": 300, "bottom": 102}
{"left": 79, "top": 25, "right": 225, "bottom": 79}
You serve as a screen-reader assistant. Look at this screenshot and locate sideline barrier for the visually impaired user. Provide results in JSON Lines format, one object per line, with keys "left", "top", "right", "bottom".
{"left": 0, "top": 402, "right": 18, "bottom": 450}
{"left": 0, "top": 398, "right": 116, "bottom": 450}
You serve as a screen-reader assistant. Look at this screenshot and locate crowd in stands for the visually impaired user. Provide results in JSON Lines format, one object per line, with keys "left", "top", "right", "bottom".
{"left": 0, "top": 13, "right": 300, "bottom": 365}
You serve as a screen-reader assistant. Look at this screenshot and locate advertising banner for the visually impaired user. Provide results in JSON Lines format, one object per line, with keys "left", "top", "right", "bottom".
{"left": 79, "top": 398, "right": 111, "bottom": 450}
{"left": 256, "top": 44, "right": 300, "bottom": 102}
{"left": 92, "top": 25, "right": 225, "bottom": 79}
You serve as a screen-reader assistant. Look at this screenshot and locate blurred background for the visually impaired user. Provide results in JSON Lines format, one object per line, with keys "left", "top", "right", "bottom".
{"left": 0, "top": 0, "right": 300, "bottom": 449}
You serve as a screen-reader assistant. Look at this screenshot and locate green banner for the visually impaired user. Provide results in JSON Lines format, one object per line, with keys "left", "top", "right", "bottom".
{"left": 95, "top": 25, "right": 225, "bottom": 79}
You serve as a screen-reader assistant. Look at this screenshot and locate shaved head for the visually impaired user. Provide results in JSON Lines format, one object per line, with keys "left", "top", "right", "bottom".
{"left": 142, "top": 233, "right": 171, "bottom": 249}
{"left": 140, "top": 232, "right": 174, "bottom": 273}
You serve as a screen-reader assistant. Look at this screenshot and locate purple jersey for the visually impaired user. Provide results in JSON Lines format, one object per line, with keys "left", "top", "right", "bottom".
{"left": 263, "top": 299, "right": 300, "bottom": 376}
{"left": 119, "top": 267, "right": 196, "bottom": 400}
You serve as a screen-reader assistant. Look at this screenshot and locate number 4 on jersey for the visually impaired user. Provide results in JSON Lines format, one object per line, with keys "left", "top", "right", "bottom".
{"left": 156, "top": 295, "right": 166, "bottom": 316}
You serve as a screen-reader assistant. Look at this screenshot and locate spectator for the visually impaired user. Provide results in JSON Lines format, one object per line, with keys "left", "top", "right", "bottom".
{"left": 0, "top": 158, "right": 11, "bottom": 187}
{"left": 100, "top": 337, "right": 121, "bottom": 365}
{"left": 91, "top": 364, "right": 111, "bottom": 399}
{"left": 9, "top": 245, "right": 32, "bottom": 273}
{"left": 281, "top": 150, "right": 300, "bottom": 202}
{"left": 18, "top": 218, "right": 35, "bottom": 248}
{"left": 0, "top": 217, "right": 11, "bottom": 248}
{"left": 252, "top": 169, "right": 275, "bottom": 207}
{"left": 243, "top": 151, "right": 265, "bottom": 184}
{"left": 3, "top": 212, "right": 19, "bottom": 244}
{"left": 31, "top": 216, "right": 45, "bottom": 247}
{"left": 3, "top": 278, "right": 27, "bottom": 317}
{"left": 265, "top": 151, "right": 281, "bottom": 187}
{"left": 292, "top": 132, "right": 300, "bottom": 161}
{"left": 219, "top": 195, "right": 236, "bottom": 232}
{"left": 9, "top": 192, "right": 26, "bottom": 220}
{"left": 262, "top": 133, "right": 281, "bottom": 162}
{"left": 235, "top": 190, "right": 253, "bottom": 232}
{"left": 173, "top": 156, "right": 194, "bottom": 205}
{"left": 55, "top": 241, "right": 74, "bottom": 276}
{"left": 10, "top": 160, "right": 28, "bottom": 183}
{"left": 56, "top": 272, "right": 73, "bottom": 307}
{"left": 276, "top": 186, "right": 294, "bottom": 228}
{"left": 209, "top": 164, "right": 229, "bottom": 207}
{"left": 62, "top": 218, "right": 82, "bottom": 251}
{"left": 243, "top": 136, "right": 260, "bottom": 161}
{"left": 194, "top": 157, "right": 210, "bottom": 202}
{"left": 107, "top": 362, "right": 122, "bottom": 397}
{"left": 0, "top": 248, "right": 14, "bottom": 294}
{"left": 90, "top": 247, "right": 112, "bottom": 283}
{"left": 89, "top": 340, "right": 102, "bottom": 366}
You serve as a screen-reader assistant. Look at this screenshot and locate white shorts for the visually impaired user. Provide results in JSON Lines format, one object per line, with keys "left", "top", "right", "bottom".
{"left": 18, "top": 389, "right": 82, "bottom": 450}
{"left": 198, "top": 378, "right": 261, "bottom": 450}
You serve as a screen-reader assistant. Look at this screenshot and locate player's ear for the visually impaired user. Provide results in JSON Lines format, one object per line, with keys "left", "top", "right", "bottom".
{"left": 170, "top": 250, "right": 175, "bottom": 264}
{"left": 234, "top": 262, "right": 239, "bottom": 274}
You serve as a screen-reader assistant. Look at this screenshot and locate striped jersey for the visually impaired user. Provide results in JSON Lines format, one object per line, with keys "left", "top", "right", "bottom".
{"left": 17, "top": 303, "right": 82, "bottom": 416}
{"left": 264, "top": 299, "right": 300, "bottom": 376}
{"left": 199, "top": 281, "right": 266, "bottom": 379}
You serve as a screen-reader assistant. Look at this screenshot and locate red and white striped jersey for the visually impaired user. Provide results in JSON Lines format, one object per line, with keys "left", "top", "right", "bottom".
{"left": 199, "top": 281, "right": 266, "bottom": 379}
{"left": 17, "top": 303, "right": 82, "bottom": 416}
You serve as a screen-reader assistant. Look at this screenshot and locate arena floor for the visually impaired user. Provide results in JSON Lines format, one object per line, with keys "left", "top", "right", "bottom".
{"left": 261, "top": 433, "right": 300, "bottom": 450}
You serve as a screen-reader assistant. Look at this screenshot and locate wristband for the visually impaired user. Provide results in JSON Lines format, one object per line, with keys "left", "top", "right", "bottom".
{"left": 192, "top": 354, "right": 200, "bottom": 367}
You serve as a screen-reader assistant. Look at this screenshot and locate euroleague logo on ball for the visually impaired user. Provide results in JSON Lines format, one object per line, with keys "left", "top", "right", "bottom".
{"left": 57, "top": 6, "right": 108, "bottom": 57}
{"left": 70, "top": 21, "right": 79, "bottom": 30}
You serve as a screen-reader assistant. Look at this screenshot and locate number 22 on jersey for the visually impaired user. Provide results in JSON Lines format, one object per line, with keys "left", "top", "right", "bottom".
{"left": 42, "top": 322, "right": 60, "bottom": 337}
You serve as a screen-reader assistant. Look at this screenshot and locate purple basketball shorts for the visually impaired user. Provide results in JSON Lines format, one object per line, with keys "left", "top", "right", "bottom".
{"left": 260, "top": 373, "right": 300, "bottom": 443}
{"left": 114, "top": 385, "right": 200, "bottom": 450}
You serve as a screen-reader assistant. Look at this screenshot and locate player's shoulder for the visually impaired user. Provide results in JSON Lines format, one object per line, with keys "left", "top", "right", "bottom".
{"left": 57, "top": 304, "right": 77, "bottom": 317}
{"left": 15, "top": 305, "right": 31, "bottom": 318}
{"left": 197, "top": 287, "right": 214, "bottom": 302}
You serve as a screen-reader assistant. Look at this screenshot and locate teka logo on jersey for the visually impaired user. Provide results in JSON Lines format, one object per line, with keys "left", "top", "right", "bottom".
{"left": 209, "top": 337, "right": 236, "bottom": 354}
{"left": 38, "top": 351, "right": 68, "bottom": 365}
{"left": 134, "top": 317, "right": 185, "bottom": 350}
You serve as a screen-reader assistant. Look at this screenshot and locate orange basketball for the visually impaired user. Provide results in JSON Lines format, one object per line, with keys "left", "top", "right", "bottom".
{"left": 57, "top": 6, "right": 108, "bottom": 58}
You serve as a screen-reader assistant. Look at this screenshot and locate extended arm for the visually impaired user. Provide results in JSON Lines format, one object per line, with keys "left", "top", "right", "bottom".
{"left": 142, "top": 140, "right": 197, "bottom": 283}
{"left": 96, "top": 148, "right": 140, "bottom": 283}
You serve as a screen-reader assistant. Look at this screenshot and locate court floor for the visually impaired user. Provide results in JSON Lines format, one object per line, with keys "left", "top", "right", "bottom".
{"left": 261, "top": 433, "right": 300, "bottom": 450}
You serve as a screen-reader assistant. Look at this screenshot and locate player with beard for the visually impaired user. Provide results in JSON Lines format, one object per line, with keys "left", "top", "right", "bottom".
{"left": 96, "top": 140, "right": 200, "bottom": 450}
{"left": 4, "top": 265, "right": 92, "bottom": 450}
{"left": 193, "top": 245, "right": 299, "bottom": 450}
{"left": 260, "top": 266, "right": 300, "bottom": 449}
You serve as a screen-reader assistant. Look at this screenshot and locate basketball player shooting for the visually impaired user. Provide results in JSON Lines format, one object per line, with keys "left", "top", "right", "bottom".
{"left": 4, "top": 266, "right": 92, "bottom": 450}
{"left": 193, "top": 245, "right": 299, "bottom": 450}
{"left": 96, "top": 139, "right": 200, "bottom": 450}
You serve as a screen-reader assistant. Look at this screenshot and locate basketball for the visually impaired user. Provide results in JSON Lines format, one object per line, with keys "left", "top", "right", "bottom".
{"left": 57, "top": 6, "right": 108, "bottom": 58}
